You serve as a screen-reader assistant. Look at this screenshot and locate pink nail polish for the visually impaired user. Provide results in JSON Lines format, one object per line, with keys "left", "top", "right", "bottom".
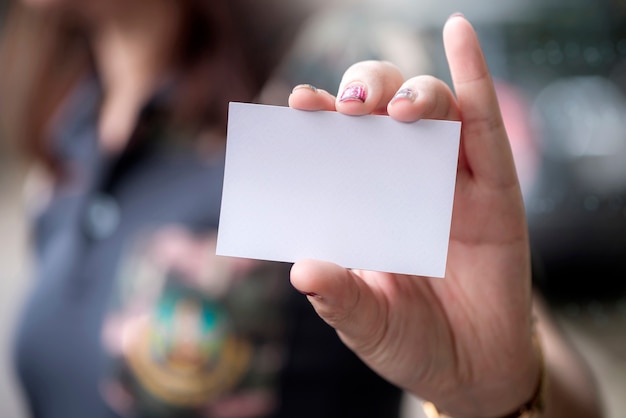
{"left": 292, "top": 83, "right": 318, "bottom": 93}
{"left": 300, "top": 291, "right": 323, "bottom": 301}
{"left": 339, "top": 84, "right": 367, "bottom": 103}
{"left": 391, "top": 88, "right": 417, "bottom": 103}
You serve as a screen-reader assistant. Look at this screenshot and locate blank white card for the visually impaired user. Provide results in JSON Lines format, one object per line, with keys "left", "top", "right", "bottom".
{"left": 216, "top": 102, "right": 461, "bottom": 277}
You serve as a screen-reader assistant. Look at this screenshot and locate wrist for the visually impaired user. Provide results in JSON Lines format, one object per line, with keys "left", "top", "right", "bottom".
{"left": 424, "top": 324, "right": 546, "bottom": 418}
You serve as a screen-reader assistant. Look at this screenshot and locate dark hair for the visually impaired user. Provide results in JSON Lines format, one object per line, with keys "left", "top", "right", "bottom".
{"left": 0, "top": 0, "right": 308, "bottom": 176}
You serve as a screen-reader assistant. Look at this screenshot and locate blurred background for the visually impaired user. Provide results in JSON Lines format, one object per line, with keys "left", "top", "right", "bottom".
{"left": 1, "top": 0, "right": 625, "bottom": 417}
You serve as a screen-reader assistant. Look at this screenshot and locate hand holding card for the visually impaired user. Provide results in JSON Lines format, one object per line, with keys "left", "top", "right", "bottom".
{"left": 268, "top": 15, "right": 554, "bottom": 418}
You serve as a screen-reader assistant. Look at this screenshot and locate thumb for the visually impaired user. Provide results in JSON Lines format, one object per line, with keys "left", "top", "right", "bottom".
{"left": 290, "top": 260, "right": 386, "bottom": 351}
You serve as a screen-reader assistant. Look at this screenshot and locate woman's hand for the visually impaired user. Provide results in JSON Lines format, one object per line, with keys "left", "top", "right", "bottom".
{"left": 288, "top": 15, "right": 538, "bottom": 417}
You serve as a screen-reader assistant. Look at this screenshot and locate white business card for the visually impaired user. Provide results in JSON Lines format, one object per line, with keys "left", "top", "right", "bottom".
{"left": 217, "top": 102, "right": 461, "bottom": 277}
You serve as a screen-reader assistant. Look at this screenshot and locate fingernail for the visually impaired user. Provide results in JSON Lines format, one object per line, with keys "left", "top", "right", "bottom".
{"left": 447, "top": 12, "right": 465, "bottom": 20}
{"left": 339, "top": 83, "right": 367, "bottom": 103}
{"left": 292, "top": 83, "right": 318, "bottom": 93}
{"left": 300, "top": 291, "right": 323, "bottom": 300}
{"left": 390, "top": 87, "right": 417, "bottom": 103}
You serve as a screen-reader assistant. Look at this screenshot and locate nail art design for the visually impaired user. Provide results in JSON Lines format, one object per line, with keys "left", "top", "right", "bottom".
{"left": 339, "top": 84, "right": 367, "bottom": 103}
{"left": 296, "top": 289, "right": 321, "bottom": 299}
{"left": 292, "top": 83, "right": 318, "bottom": 93}
{"left": 391, "top": 88, "right": 417, "bottom": 103}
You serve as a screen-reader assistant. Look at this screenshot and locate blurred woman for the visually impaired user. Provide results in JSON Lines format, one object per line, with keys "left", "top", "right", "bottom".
{"left": 0, "top": 1, "right": 404, "bottom": 417}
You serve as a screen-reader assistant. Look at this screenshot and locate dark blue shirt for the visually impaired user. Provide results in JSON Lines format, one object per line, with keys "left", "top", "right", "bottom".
{"left": 13, "top": 77, "right": 402, "bottom": 418}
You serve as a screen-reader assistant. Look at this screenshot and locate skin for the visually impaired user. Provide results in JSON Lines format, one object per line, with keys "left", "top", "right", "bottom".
{"left": 288, "top": 15, "right": 601, "bottom": 418}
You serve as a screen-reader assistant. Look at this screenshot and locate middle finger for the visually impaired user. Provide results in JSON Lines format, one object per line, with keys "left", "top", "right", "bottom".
{"left": 335, "top": 60, "right": 405, "bottom": 116}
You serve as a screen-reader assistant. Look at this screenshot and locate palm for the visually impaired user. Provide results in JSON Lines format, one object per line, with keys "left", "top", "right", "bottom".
{"left": 342, "top": 162, "right": 531, "bottom": 399}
